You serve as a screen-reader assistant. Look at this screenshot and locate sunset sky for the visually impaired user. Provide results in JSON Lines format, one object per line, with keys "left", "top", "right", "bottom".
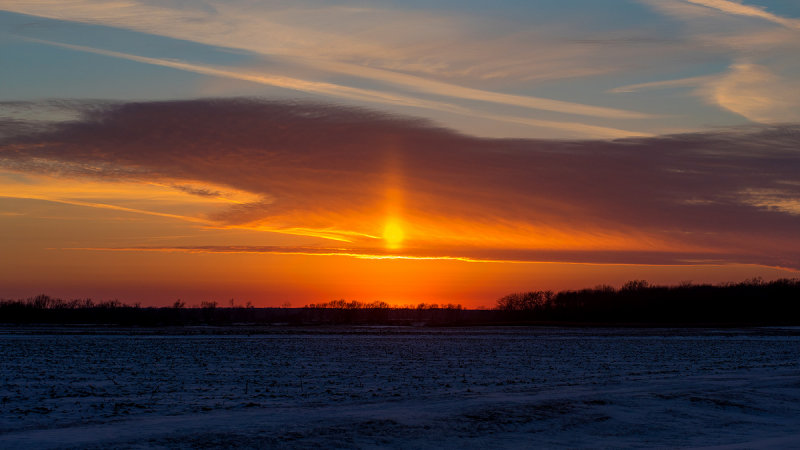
{"left": 1, "top": 0, "right": 799, "bottom": 307}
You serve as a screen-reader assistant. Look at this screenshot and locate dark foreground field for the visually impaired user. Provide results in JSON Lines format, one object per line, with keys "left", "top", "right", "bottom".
{"left": 2, "top": 326, "right": 800, "bottom": 448}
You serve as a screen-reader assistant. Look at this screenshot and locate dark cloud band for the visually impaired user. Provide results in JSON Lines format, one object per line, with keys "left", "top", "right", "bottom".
{"left": 3, "top": 98, "right": 799, "bottom": 269}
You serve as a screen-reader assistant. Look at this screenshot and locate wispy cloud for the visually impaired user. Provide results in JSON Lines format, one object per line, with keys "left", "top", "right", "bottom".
{"left": 1, "top": 1, "right": 629, "bottom": 82}
{"left": 609, "top": 75, "right": 715, "bottom": 93}
{"left": 684, "top": 0, "right": 800, "bottom": 29}
{"left": 702, "top": 62, "right": 800, "bottom": 123}
{"left": 611, "top": 62, "right": 800, "bottom": 124}
{"left": 298, "top": 59, "right": 655, "bottom": 120}
{"left": 22, "top": 37, "right": 646, "bottom": 139}
{"left": 1, "top": 194, "right": 207, "bottom": 224}
{"left": 22, "top": 38, "right": 460, "bottom": 111}
{"left": 739, "top": 188, "right": 800, "bottom": 216}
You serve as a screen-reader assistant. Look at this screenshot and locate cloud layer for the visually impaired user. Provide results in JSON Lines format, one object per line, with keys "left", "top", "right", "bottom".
{"left": 2, "top": 99, "right": 799, "bottom": 269}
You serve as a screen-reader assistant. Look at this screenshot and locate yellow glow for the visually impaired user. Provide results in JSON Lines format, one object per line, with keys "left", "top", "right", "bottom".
{"left": 383, "top": 219, "right": 405, "bottom": 249}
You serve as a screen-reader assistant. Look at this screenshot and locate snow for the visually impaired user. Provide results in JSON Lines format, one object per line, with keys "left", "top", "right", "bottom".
{"left": 1, "top": 326, "right": 799, "bottom": 448}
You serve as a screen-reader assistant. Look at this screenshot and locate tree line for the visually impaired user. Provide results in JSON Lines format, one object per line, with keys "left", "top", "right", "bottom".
{"left": 0, "top": 296, "right": 466, "bottom": 325}
{"left": 494, "top": 278, "right": 800, "bottom": 325}
{"left": 1, "top": 278, "right": 798, "bottom": 325}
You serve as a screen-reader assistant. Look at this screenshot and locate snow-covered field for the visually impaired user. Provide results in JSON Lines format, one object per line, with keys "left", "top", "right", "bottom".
{"left": 1, "top": 326, "right": 799, "bottom": 448}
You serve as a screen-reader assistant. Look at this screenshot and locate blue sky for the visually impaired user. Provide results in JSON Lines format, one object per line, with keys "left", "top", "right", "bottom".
{"left": 2, "top": 0, "right": 798, "bottom": 139}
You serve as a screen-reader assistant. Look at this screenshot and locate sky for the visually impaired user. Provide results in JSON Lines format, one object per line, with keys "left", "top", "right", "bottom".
{"left": 1, "top": 0, "right": 799, "bottom": 307}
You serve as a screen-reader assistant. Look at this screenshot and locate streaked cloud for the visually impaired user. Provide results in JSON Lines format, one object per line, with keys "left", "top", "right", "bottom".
{"left": 64, "top": 244, "right": 775, "bottom": 267}
{"left": 290, "top": 59, "right": 654, "bottom": 120}
{"left": 740, "top": 188, "right": 800, "bottom": 216}
{"left": 19, "top": 37, "right": 648, "bottom": 139}
{"left": 684, "top": 0, "right": 800, "bottom": 29}
{"left": 609, "top": 75, "right": 715, "bottom": 93}
{"left": 1, "top": 1, "right": 627, "bottom": 82}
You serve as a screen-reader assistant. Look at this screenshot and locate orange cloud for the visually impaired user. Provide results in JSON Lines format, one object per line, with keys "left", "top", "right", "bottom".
{"left": 1, "top": 99, "right": 799, "bottom": 269}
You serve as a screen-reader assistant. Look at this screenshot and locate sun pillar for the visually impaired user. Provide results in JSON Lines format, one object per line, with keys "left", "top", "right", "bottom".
{"left": 383, "top": 217, "right": 405, "bottom": 249}
{"left": 382, "top": 148, "right": 405, "bottom": 250}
